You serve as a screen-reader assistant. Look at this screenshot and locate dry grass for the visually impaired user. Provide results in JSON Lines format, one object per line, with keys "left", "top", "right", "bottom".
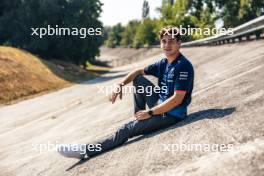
{"left": 0, "top": 46, "right": 95, "bottom": 105}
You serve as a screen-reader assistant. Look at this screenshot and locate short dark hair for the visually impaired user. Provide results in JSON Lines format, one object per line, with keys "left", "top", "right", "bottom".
{"left": 159, "top": 26, "right": 181, "bottom": 41}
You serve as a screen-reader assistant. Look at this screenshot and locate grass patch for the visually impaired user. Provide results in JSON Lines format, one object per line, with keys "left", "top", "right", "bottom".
{"left": 0, "top": 46, "right": 96, "bottom": 105}
{"left": 86, "top": 62, "right": 111, "bottom": 75}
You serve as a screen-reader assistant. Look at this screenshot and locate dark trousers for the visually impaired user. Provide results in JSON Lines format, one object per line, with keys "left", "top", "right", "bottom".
{"left": 85, "top": 75, "right": 182, "bottom": 158}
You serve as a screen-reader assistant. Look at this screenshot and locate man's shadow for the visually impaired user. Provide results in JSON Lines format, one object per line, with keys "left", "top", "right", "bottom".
{"left": 66, "top": 107, "right": 236, "bottom": 171}
{"left": 125, "top": 107, "right": 236, "bottom": 145}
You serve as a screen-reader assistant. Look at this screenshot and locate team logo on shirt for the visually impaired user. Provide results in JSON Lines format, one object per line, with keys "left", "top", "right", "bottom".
{"left": 167, "top": 68, "right": 175, "bottom": 82}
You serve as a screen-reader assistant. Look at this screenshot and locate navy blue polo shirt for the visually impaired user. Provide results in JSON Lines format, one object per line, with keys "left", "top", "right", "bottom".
{"left": 144, "top": 53, "right": 194, "bottom": 119}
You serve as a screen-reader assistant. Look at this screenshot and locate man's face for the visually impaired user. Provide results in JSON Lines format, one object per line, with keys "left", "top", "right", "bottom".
{"left": 160, "top": 35, "right": 181, "bottom": 56}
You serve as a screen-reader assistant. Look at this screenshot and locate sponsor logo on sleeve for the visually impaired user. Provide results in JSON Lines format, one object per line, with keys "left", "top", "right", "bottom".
{"left": 179, "top": 72, "right": 188, "bottom": 80}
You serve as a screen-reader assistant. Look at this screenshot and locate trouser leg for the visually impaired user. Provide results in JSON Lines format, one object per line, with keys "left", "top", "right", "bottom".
{"left": 86, "top": 114, "right": 181, "bottom": 157}
{"left": 133, "top": 75, "right": 159, "bottom": 113}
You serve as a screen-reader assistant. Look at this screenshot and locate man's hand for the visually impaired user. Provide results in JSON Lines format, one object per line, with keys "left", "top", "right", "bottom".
{"left": 109, "top": 83, "right": 123, "bottom": 104}
{"left": 135, "top": 110, "right": 151, "bottom": 120}
{"left": 109, "top": 68, "right": 145, "bottom": 104}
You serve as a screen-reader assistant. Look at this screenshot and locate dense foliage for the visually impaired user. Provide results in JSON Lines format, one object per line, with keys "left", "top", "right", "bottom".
{"left": 105, "top": 0, "right": 264, "bottom": 48}
{"left": 0, "top": 0, "right": 103, "bottom": 66}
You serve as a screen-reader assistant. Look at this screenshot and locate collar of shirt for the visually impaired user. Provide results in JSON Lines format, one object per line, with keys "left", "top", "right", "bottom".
{"left": 166, "top": 52, "right": 182, "bottom": 67}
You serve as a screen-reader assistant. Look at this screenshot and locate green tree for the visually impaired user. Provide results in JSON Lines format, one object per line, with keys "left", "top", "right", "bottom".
{"left": 120, "top": 20, "right": 140, "bottom": 47}
{"left": 214, "top": 0, "right": 241, "bottom": 27}
{"left": 239, "top": 0, "right": 264, "bottom": 23}
{"left": 142, "top": 0, "right": 150, "bottom": 19}
{"left": 159, "top": 1, "right": 174, "bottom": 26}
{"left": 105, "top": 23, "right": 124, "bottom": 48}
{"left": 0, "top": 0, "right": 103, "bottom": 67}
{"left": 102, "top": 26, "right": 112, "bottom": 42}
{"left": 133, "top": 18, "right": 158, "bottom": 48}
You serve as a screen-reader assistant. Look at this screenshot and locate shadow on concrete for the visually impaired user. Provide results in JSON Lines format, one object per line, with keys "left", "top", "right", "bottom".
{"left": 124, "top": 107, "right": 236, "bottom": 145}
{"left": 37, "top": 57, "right": 121, "bottom": 84}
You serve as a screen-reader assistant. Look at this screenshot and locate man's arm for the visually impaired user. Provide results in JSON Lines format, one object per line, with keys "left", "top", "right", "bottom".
{"left": 151, "top": 91, "right": 185, "bottom": 115}
{"left": 110, "top": 68, "right": 145, "bottom": 104}
{"left": 135, "top": 91, "right": 185, "bottom": 120}
{"left": 118, "top": 68, "right": 145, "bottom": 85}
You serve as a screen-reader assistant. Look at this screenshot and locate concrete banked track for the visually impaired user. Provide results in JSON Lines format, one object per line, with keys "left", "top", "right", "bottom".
{"left": 0, "top": 40, "right": 263, "bottom": 176}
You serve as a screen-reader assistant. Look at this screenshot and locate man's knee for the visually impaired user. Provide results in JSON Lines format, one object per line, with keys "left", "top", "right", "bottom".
{"left": 133, "top": 75, "right": 146, "bottom": 86}
{"left": 119, "top": 120, "right": 138, "bottom": 138}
